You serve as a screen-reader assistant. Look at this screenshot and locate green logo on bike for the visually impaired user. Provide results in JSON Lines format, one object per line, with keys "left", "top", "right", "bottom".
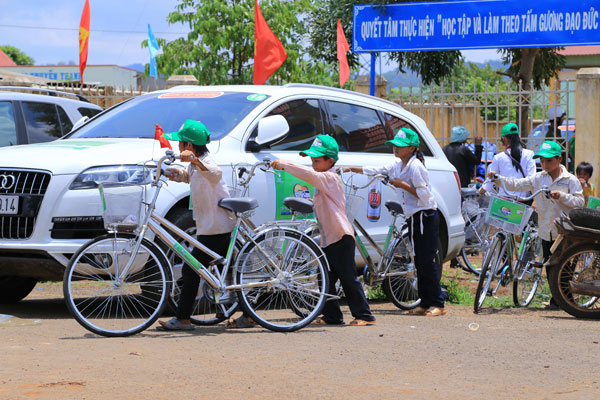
{"left": 173, "top": 242, "right": 203, "bottom": 270}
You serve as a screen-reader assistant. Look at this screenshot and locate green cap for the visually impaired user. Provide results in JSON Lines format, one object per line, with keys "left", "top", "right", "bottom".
{"left": 164, "top": 120, "right": 210, "bottom": 145}
{"left": 501, "top": 123, "right": 519, "bottom": 137}
{"left": 300, "top": 135, "right": 339, "bottom": 162}
{"left": 533, "top": 140, "right": 562, "bottom": 159}
{"left": 386, "top": 128, "right": 420, "bottom": 147}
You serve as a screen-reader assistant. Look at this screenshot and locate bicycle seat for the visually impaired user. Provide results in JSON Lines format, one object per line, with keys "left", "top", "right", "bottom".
{"left": 283, "top": 197, "right": 313, "bottom": 214}
{"left": 218, "top": 197, "right": 259, "bottom": 213}
{"left": 461, "top": 187, "right": 479, "bottom": 198}
{"left": 385, "top": 200, "right": 404, "bottom": 215}
{"left": 569, "top": 208, "right": 600, "bottom": 231}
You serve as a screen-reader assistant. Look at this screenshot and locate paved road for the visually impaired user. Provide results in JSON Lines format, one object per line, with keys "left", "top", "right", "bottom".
{"left": 0, "top": 284, "right": 599, "bottom": 399}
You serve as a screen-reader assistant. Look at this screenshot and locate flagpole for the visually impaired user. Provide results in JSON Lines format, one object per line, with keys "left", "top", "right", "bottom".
{"left": 370, "top": 52, "right": 376, "bottom": 96}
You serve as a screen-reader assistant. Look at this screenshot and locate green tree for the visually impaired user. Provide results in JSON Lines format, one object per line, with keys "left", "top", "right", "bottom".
{"left": 308, "top": 0, "right": 566, "bottom": 136}
{"left": 142, "top": 0, "right": 340, "bottom": 86}
{"left": 0, "top": 45, "right": 34, "bottom": 65}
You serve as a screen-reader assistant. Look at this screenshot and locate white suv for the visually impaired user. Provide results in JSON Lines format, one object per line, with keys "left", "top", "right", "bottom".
{"left": 0, "top": 84, "right": 464, "bottom": 302}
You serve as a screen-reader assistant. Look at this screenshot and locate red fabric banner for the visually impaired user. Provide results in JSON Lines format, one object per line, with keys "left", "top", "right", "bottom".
{"left": 253, "top": 0, "right": 287, "bottom": 85}
{"left": 154, "top": 124, "right": 172, "bottom": 150}
{"left": 78, "top": 0, "right": 90, "bottom": 85}
{"left": 337, "top": 19, "right": 350, "bottom": 87}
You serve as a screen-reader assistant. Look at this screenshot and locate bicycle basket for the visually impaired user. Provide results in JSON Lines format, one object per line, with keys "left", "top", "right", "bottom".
{"left": 99, "top": 183, "right": 145, "bottom": 232}
{"left": 345, "top": 192, "right": 364, "bottom": 224}
{"left": 484, "top": 196, "right": 533, "bottom": 235}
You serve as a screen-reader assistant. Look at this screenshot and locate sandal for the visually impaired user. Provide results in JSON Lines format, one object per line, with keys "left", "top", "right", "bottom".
{"left": 349, "top": 319, "right": 376, "bottom": 326}
{"left": 157, "top": 318, "right": 195, "bottom": 331}
{"left": 226, "top": 315, "right": 256, "bottom": 329}
{"left": 424, "top": 307, "right": 447, "bottom": 317}
{"left": 406, "top": 307, "right": 428, "bottom": 315}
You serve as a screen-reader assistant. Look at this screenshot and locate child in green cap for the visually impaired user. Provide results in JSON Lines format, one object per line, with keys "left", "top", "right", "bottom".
{"left": 157, "top": 120, "right": 238, "bottom": 330}
{"left": 490, "top": 140, "right": 584, "bottom": 309}
{"left": 270, "top": 135, "right": 376, "bottom": 326}
{"left": 481, "top": 123, "right": 536, "bottom": 200}
{"left": 345, "top": 128, "right": 446, "bottom": 317}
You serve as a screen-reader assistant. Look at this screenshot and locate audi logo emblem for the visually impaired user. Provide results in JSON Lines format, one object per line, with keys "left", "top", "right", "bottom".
{"left": 0, "top": 174, "right": 16, "bottom": 190}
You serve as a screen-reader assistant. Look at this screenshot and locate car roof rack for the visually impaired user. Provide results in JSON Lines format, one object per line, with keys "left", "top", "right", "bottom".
{"left": 0, "top": 86, "right": 90, "bottom": 103}
{"left": 283, "top": 83, "right": 401, "bottom": 109}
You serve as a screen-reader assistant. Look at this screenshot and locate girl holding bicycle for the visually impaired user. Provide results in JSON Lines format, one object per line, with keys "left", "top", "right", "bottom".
{"left": 480, "top": 123, "right": 536, "bottom": 200}
{"left": 345, "top": 128, "right": 445, "bottom": 317}
{"left": 490, "top": 140, "right": 584, "bottom": 309}
{"left": 157, "top": 120, "right": 237, "bottom": 330}
{"left": 270, "top": 135, "right": 376, "bottom": 326}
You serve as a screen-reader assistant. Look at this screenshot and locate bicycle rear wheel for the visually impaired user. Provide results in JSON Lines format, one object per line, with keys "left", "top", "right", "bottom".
{"left": 461, "top": 209, "right": 493, "bottom": 275}
{"left": 382, "top": 237, "right": 420, "bottom": 310}
{"left": 63, "top": 233, "right": 172, "bottom": 337}
{"left": 474, "top": 234, "right": 505, "bottom": 313}
{"left": 235, "top": 228, "right": 328, "bottom": 332}
{"left": 513, "top": 232, "right": 543, "bottom": 307}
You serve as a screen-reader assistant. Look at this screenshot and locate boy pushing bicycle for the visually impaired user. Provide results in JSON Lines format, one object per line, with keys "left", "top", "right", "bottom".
{"left": 490, "top": 140, "right": 584, "bottom": 309}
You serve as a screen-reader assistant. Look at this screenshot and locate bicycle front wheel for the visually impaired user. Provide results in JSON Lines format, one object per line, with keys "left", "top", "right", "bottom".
{"left": 474, "top": 234, "right": 505, "bottom": 313}
{"left": 513, "top": 232, "right": 543, "bottom": 307}
{"left": 382, "top": 237, "right": 420, "bottom": 310}
{"left": 63, "top": 233, "right": 172, "bottom": 337}
{"left": 235, "top": 228, "right": 328, "bottom": 332}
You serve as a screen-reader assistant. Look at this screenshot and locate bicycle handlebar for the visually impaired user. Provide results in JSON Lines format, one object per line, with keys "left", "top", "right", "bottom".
{"left": 483, "top": 174, "right": 550, "bottom": 202}
{"left": 236, "top": 157, "right": 273, "bottom": 187}
{"left": 338, "top": 168, "right": 390, "bottom": 190}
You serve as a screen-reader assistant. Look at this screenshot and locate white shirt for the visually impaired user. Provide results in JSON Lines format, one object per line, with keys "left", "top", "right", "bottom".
{"left": 172, "top": 153, "right": 237, "bottom": 235}
{"left": 483, "top": 148, "right": 536, "bottom": 198}
{"left": 363, "top": 155, "right": 437, "bottom": 217}
{"left": 500, "top": 165, "right": 584, "bottom": 241}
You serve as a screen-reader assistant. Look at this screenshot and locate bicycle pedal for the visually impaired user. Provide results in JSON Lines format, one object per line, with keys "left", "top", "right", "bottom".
{"left": 529, "top": 261, "right": 544, "bottom": 268}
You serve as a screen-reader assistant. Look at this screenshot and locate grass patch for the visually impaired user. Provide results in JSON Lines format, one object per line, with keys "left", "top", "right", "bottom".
{"left": 366, "top": 285, "right": 388, "bottom": 301}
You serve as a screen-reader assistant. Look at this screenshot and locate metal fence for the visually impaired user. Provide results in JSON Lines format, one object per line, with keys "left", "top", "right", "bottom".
{"left": 385, "top": 79, "right": 576, "bottom": 157}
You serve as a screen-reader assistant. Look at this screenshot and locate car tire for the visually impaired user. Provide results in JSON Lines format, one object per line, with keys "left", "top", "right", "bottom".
{"left": 0, "top": 276, "right": 38, "bottom": 303}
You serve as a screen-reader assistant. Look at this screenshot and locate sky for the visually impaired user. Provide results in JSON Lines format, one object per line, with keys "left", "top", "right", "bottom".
{"left": 0, "top": 0, "right": 500, "bottom": 69}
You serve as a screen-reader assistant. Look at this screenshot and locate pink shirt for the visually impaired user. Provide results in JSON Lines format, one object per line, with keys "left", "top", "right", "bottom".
{"left": 277, "top": 161, "right": 353, "bottom": 247}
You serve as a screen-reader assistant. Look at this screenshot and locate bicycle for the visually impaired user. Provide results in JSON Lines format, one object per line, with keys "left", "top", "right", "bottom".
{"left": 63, "top": 151, "right": 330, "bottom": 336}
{"left": 339, "top": 171, "right": 421, "bottom": 310}
{"left": 473, "top": 178, "right": 547, "bottom": 313}
{"left": 454, "top": 185, "right": 494, "bottom": 276}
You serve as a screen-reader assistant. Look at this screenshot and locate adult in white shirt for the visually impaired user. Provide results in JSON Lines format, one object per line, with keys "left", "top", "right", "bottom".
{"left": 481, "top": 123, "right": 536, "bottom": 200}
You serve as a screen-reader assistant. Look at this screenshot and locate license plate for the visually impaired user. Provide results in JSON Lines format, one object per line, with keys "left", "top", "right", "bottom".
{"left": 0, "top": 195, "right": 18, "bottom": 215}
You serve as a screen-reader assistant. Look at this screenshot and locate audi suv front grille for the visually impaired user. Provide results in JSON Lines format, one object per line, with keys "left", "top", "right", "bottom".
{"left": 0, "top": 169, "right": 51, "bottom": 239}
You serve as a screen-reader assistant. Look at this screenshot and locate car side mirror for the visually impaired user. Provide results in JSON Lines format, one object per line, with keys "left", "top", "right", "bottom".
{"left": 252, "top": 115, "right": 289, "bottom": 150}
{"left": 71, "top": 116, "right": 89, "bottom": 132}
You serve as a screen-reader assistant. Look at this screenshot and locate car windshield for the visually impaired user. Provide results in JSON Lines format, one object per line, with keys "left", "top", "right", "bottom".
{"left": 67, "top": 91, "right": 268, "bottom": 140}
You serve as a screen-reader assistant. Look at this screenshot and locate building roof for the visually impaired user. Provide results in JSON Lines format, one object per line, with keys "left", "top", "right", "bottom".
{"left": 0, "top": 49, "right": 17, "bottom": 67}
{"left": 558, "top": 45, "right": 600, "bottom": 56}
{"left": 3, "top": 64, "right": 139, "bottom": 72}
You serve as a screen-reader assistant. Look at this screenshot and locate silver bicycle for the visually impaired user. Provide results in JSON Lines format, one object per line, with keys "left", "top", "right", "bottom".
{"left": 63, "top": 151, "right": 330, "bottom": 336}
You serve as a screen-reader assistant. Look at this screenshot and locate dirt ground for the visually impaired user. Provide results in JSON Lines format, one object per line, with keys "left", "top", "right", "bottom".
{"left": 1, "top": 282, "right": 599, "bottom": 400}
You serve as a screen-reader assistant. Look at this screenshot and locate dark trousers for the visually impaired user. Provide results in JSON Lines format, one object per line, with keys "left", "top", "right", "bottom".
{"left": 410, "top": 209, "right": 444, "bottom": 309}
{"left": 176, "top": 232, "right": 231, "bottom": 320}
{"left": 321, "top": 235, "right": 375, "bottom": 324}
{"left": 542, "top": 239, "right": 559, "bottom": 306}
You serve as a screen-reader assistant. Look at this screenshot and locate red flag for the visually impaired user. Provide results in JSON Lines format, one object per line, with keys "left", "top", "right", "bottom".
{"left": 154, "top": 124, "right": 172, "bottom": 149}
{"left": 253, "top": 0, "right": 287, "bottom": 85}
{"left": 337, "top": 19, "right": 350, "bottom": 87}
{"left": 78, "top": 0, "right": 90, "bottom": 85}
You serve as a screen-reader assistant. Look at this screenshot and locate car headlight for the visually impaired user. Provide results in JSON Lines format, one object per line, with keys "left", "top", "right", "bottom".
{"left": 69, "top": 165, "right": 152, "bottom": 189}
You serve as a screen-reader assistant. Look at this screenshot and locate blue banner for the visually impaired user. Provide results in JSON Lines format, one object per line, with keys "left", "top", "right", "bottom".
{"left": 353, "top": 0, "right": 600, "bottom": 52}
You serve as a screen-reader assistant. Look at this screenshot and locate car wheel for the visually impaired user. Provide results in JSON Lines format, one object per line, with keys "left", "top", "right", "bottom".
{"left": 0, "top": 276, "right": 38, "bottom": 303}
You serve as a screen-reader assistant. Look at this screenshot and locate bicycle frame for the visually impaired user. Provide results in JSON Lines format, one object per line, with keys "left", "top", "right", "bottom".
{"left": 115, "top": 154, "right": 323, "bottom": 303}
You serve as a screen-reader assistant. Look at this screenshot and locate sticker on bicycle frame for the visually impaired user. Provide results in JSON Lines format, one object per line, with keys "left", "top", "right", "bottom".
{"left": 486, "top": 196, "right": 533, "bottom": 235}
{"left": 274, "top": 170, "right": 314, "bottom": 220}
{"left": 158, "top": 92, "right": 224, "bottom": 99}
{"left": 246, "top": 94, "right": 267, "bottom": 101}
{"left": 587, "top": 196, "right": 600, "bottom": 210}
